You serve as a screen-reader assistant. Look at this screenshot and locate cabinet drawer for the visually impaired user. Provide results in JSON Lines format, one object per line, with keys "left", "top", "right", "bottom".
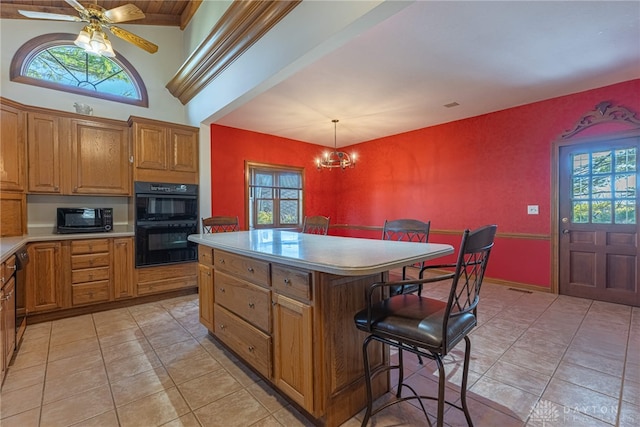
{"left": 72, "top": 281, "right": 110, "bottom": 305}
{"left": 214, "top": 304, "right": 271, "bottom": 379}
{"left": 272, "top": 264, "right": 312, "bottom": 302}
{"left": 71, "top": 239, "right": 110, "bottom": 255}
{"left": 199, "top": 245, "right": 213, "bottom": 266}
{"left": 215, "top": 271, "right": 271, "bottom": 333}
{"left": 71, "top": 252, "right": 110, "bottom": 269}
{"left": 214, "top": 250, "right": 270, "bottom": 286}
{"left": 72, "top": 266, "right": 110, "bottom": 284}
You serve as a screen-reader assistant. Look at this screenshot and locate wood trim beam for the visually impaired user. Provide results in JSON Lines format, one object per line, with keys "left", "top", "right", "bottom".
{"left": 166, "top": 0, "right": 301, "bottom": 105}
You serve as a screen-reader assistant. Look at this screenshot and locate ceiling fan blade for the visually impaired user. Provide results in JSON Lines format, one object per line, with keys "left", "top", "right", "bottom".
{"left": 64, "top": 0, "right": 87, "bottom": 14}
{"left": 109, "top": 26, "right": 158, "bottom": 54}
{"left": 18, "top": 10, "right": 82, "bottom": 22}
{"left": 103, "top": 4, "right": 145, "bottom": 23}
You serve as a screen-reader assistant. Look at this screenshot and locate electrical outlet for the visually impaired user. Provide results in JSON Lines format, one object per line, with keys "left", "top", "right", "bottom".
{"left": 527, "top": 205, "right": 539, "bottom": 215}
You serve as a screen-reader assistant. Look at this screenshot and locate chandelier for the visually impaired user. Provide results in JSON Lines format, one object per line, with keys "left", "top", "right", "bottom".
{"left": 316, "top": 119, "right": 356, "bottom": 170}
{"left": 74, "top": 23, "right": 115, "bottom": 57}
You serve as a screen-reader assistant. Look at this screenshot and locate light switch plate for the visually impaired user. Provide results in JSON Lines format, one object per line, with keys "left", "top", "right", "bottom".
{"left": 527, "top": 205, "right": 539, "bottom": 215}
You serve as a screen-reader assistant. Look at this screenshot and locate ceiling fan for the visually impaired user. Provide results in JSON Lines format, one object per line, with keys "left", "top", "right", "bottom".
{"left": 18, "top": 0, "right": 158, "bottom": 56}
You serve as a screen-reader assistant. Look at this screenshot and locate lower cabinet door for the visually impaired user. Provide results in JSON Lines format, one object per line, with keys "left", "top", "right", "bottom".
{"left": 198, "top": 263, "right": 214, "bottom": 330}
{"left": 272, "top": 293, "right": 314, "bottom": 412}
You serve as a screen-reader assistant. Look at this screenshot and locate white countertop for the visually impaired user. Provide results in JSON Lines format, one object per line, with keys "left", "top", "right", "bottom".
{"left": 189, "top": 230, "right": 454, "bottom": 276}
{"left": 0, "top": 225, "right": 134, "bottom": 263}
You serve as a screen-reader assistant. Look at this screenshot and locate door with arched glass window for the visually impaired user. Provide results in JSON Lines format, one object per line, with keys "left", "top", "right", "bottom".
{"left": 556, "top": 105, "right": 639, "bottom": 306}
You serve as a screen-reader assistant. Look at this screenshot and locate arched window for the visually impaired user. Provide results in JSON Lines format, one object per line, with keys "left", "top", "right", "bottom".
{"left": 10, "top": 33, "right": 148, "bottom": 107}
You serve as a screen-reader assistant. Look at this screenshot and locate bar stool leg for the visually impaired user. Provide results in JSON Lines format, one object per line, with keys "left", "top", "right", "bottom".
{"left": 461, "top": 336, "right": 474, "bottom": 426}
{"left": 361, "top": 336, "right": 374, "bottom": 427}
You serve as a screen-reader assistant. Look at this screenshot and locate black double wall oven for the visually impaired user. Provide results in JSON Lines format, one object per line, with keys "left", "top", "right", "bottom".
{"left": 135, "top": 182, "right": 198, "bottom": 267}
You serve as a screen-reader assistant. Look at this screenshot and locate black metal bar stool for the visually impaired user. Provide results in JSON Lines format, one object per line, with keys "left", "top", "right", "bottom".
{"left": 354, "top": 224, "right": 497, "bottom": 426}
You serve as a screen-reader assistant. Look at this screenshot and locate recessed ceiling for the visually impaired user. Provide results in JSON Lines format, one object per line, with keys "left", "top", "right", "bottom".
{"left": 214, "top": 1, "right": 640, "bottom": 147}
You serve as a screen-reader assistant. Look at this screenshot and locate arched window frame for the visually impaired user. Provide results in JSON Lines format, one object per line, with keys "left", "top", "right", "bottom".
{"left": 10, "top": 33, "right": 149, "bottom": 107}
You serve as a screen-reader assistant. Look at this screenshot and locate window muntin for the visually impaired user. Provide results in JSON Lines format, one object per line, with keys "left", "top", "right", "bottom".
{"left": 247, "top": 163, "right": 303, "bottom": 230}
{"left": 571, "top": 147, "right": 637, "bottom": 224}
{"left": 10, "top": 33, "right": 148, "bottom": 107}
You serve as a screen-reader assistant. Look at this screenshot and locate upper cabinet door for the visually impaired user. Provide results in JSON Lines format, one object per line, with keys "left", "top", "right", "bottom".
{"left": 70, "top": 119, "right": 131, "bottom": 195}
{"left": 170, "top": 127, "right": 198, "bottom": 173}
{"left": 129, "top": 117, "right": 199, "bottom": 184}
{"left": 0, "top": 102, "right": 26, "bottom": 192}
{"left": 28, "top": 112, "right": 62, "bottom": 194}
{"left": 133, "top": 121, "right": 168, "bottom": 171}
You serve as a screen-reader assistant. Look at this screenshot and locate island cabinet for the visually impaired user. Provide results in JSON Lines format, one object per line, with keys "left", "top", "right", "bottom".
{"left": 190, "top": 230, "right": 455, "bottom": 427}
{"left": 129, "top": 116, "right": 198, "bottom": 185}
{"left": 197, "top": 246, "right": 214, "bottom": 330}
{"left": 213, "top": 250, "right": 272, "bottom": 379}
{"left": 199, "top": 249, "right": 387, "bottom": 425}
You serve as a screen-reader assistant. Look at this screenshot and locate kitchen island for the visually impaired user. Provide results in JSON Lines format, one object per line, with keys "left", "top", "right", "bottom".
{"left": 189, "top": 230, "right": 454, "bottom": 426}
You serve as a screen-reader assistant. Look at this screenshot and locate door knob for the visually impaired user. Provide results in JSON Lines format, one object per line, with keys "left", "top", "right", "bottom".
{"left": 561, "top": 217, "right": 569, "bottom": 223}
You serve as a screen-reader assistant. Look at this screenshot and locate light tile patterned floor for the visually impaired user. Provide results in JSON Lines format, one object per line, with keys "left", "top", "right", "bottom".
{"left": 0, "top": 281, "right": 638, "bottom": 426}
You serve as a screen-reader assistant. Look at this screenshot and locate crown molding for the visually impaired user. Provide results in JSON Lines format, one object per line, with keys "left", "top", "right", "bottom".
{"left": 167, "top": 0, "right": 301, "bottom": 105}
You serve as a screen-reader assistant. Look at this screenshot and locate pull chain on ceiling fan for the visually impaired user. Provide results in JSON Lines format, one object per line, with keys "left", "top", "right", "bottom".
{"left": 18, "top": 0, "right": 158, "bottom": 56}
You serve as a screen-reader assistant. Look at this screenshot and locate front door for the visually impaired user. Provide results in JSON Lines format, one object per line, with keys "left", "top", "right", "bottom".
{"left": 558, "top": 136, "right": 639, "bottom": 306}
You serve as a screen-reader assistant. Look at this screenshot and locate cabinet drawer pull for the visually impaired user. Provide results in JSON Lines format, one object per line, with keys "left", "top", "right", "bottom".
{"left": 219, "top": 287, "right": 225, "bottom": 293}
{"left": 1, "top": 277, "right": 4, "bottom": 284}
{"left": 248, "top": 346, "right": 255, "bottom": 352}
{"left": 207, "top": 272, "right": 211, "bottom": 277}
{"left": 247, "top": 267, "right": 254, "bottom": 273}
{"left": 283, "top": 278, "right": 291, "bottom": 285}
{"left": 220, "top": 324, "right": 226, "bottom": 330}
{"left": 248, "top": 302, "right": 255, "bottom": 309}
{"left": 219, "top": 258, "right": 225, "bottom": 264}
{"left": 7, "top": 265, "right": 17, "bottom": 271}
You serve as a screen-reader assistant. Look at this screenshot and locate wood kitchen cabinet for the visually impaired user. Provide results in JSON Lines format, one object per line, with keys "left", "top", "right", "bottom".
{"left": 197, "top": 245, "right": 214, "bottom": 331}
{"left": 27, "top": 112, "right": 62, "bottom": 194}
{"left": 271, "top": 264, "right": 314, "bottom": 411}
{"left": 70, "top": 239, "right": 111, "bottom": 306}
{"left": 112, "top": 238, "right": 135, "bottom": 300}
{"left": 26, "top": 110, "right": 131, "bottom": 196}
{"left": 1, "top": 99, "right": 27, "bottom": 238}
{"left": 0, "top": 99, "right": 26, "bottom": 193}
{"left": 129, "top": 116, "right": 198, "bottom": 184}
{"left": 1, "top": 255, "right": 17, "bottom": 385}
{"left": 26, "top": 242, "right": 63, "bottom": 313}
{"left": 272, "top": 292, "right": 313, "bottom": 411}
{"left": 0, "top": 192, "right": 26, "bottom": 237}
{"left": 70, "top": 119, "right": 131, "bottom": 195}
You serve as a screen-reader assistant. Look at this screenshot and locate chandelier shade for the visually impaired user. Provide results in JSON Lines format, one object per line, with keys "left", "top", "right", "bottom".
{"left": 316, "top": 119, "right": 356, "bottom": 170}
{"left": 74, "top": 24, "right": 115, "bottom": 57}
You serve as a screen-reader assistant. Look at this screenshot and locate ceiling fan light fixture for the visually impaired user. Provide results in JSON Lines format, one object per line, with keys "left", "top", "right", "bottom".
{"left": 74, "top": 26, "right": 92, "bottom": 50}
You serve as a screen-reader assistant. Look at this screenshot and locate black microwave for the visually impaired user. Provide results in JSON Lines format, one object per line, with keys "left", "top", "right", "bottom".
{"left": 57, "top": 208, "right": 113, "bottom": 234}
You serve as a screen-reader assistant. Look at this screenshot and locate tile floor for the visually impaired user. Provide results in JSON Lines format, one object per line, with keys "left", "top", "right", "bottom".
{"left": 0, "top": 281, "right": 638, "bottom": 426}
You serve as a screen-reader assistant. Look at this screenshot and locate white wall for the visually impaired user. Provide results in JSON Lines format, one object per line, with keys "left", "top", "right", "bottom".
{"left": 0, "top": 19, "right": 188, "bottom": 124}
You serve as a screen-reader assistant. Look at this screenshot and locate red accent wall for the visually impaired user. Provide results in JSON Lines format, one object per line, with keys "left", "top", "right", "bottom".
{"left": 209, "top": 126, "right": 338, "bottom": 226}
{"left": 209, "top": 79, "right": 640, "bottom": 289}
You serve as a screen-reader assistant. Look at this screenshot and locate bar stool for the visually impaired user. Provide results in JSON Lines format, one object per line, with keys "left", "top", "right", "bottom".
{"left": 354, "top": 224, "right": 497, "bottom": 426}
